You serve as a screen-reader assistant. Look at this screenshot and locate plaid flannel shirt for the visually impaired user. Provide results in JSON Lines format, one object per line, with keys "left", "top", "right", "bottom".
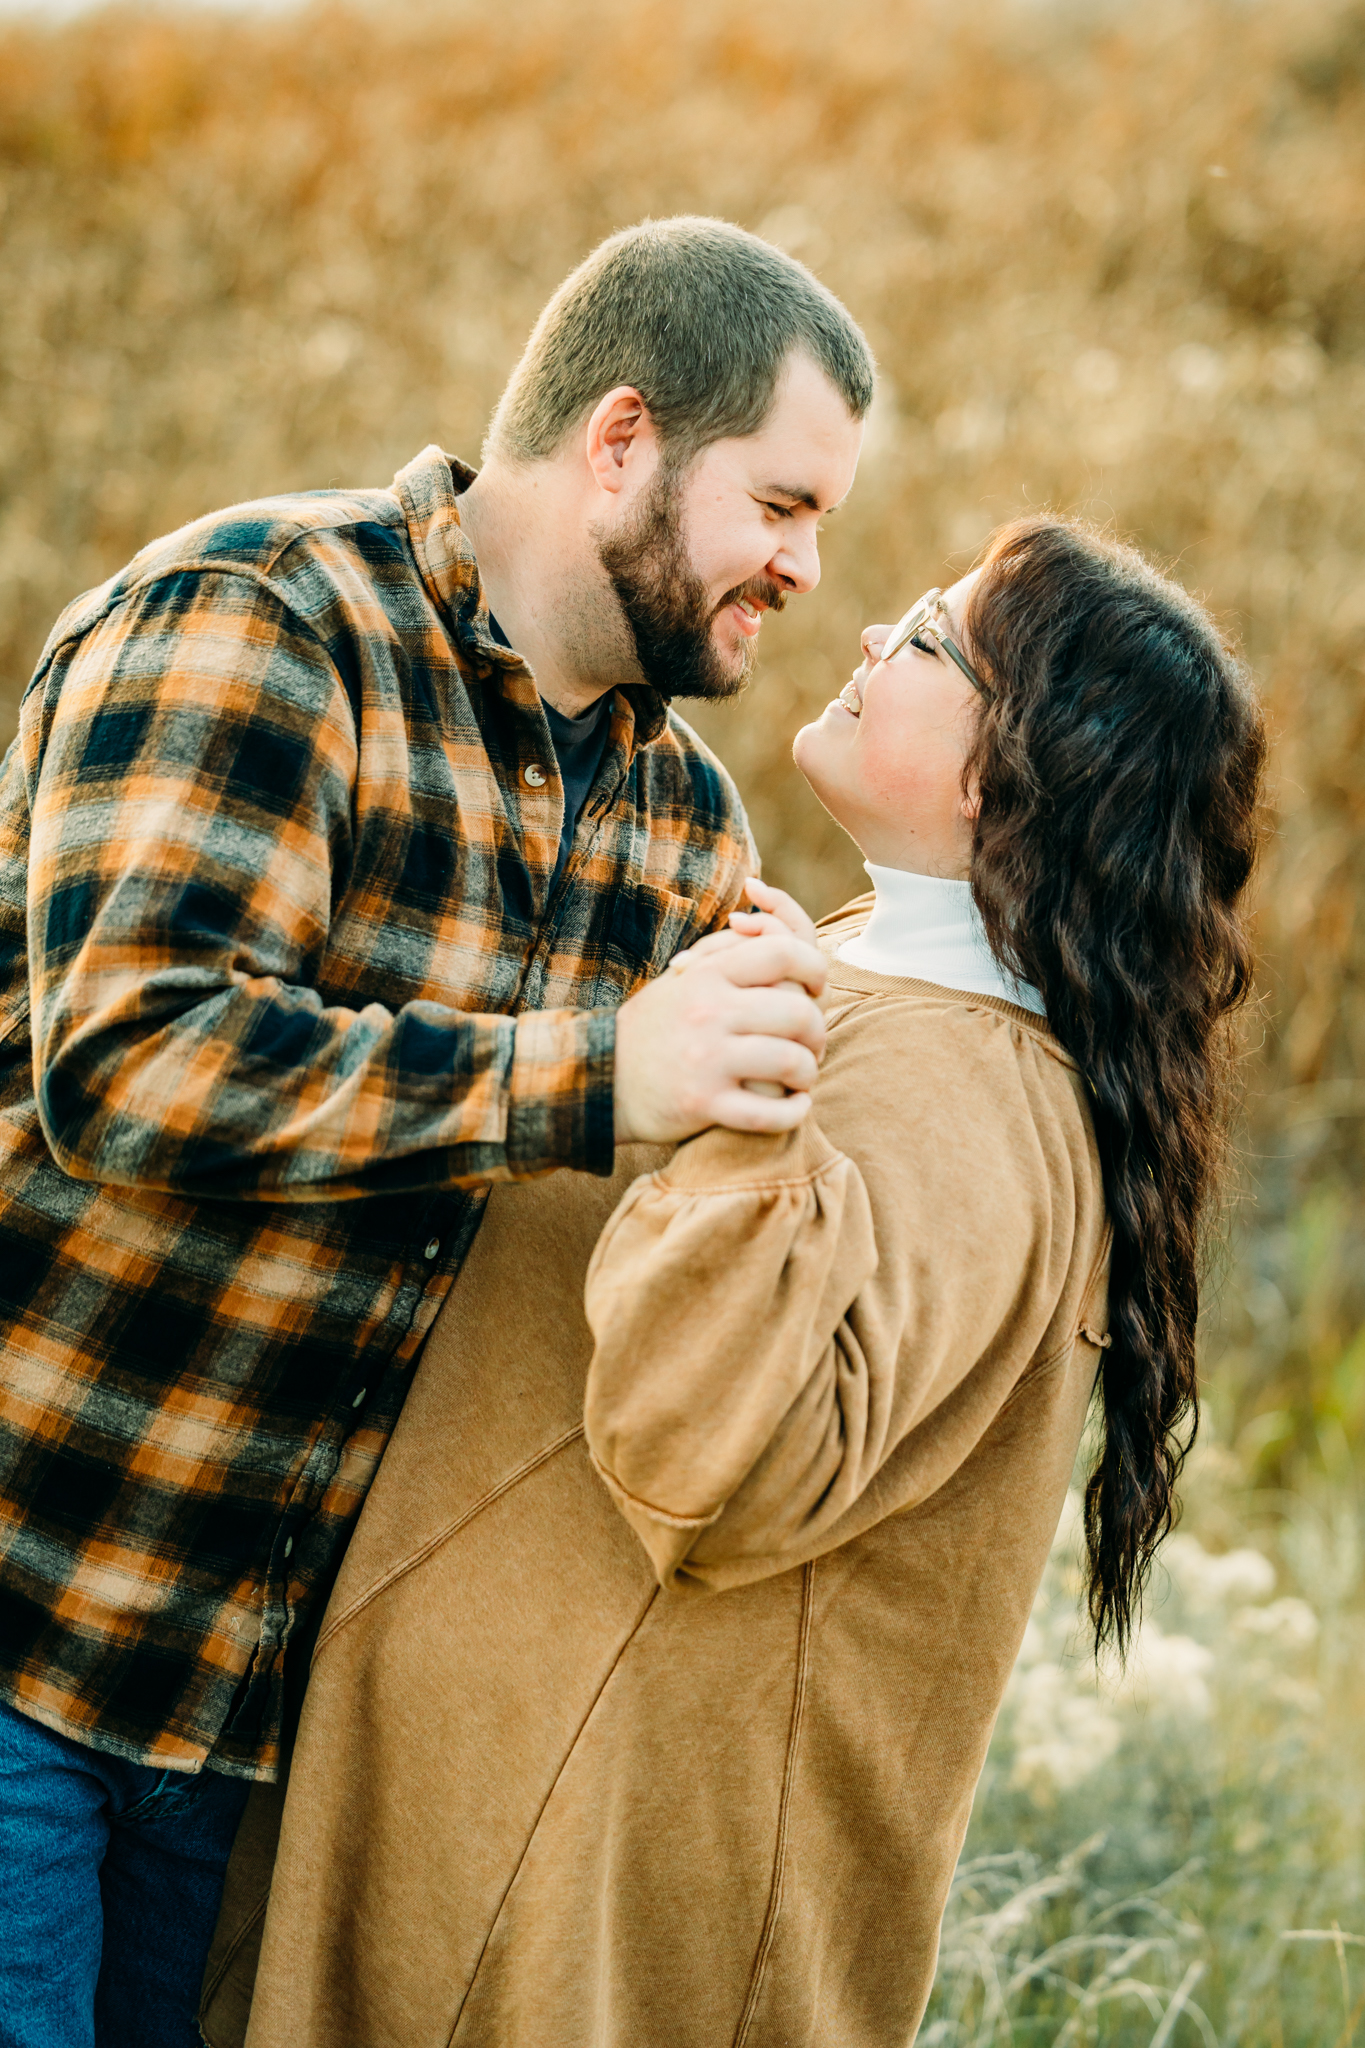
{"left": 0, "top": 447, "right": 755, "bottom": 1779}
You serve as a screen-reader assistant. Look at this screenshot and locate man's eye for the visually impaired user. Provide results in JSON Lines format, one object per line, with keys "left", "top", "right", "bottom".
{"left": 764, "top": 501, "right": 796, "bottom": 518}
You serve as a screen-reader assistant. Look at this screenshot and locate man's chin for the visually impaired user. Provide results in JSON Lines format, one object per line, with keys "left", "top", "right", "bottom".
{"left": 670, "top": 624, "right": 753, "bottom": 703}
{"left": 671, "top": 661, "right": 751, "bottom": 704}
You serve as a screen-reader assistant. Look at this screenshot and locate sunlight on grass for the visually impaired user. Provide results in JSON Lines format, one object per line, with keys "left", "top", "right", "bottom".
{"left": 926, "top": 1456, "right": 1365, "bottom": 2043}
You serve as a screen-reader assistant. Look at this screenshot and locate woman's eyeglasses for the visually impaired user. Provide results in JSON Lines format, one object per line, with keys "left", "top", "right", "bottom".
{"left": 881, "top": 589, "right": 990, "bottom": 698}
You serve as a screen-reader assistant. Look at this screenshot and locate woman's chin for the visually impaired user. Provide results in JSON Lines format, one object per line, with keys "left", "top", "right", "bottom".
{"left": 793, "top": 703, "right": 853, "bottom": 777}
{"left": 791, "top": 719, "right": 824, "bottom": 785}
{"left": 792, "top": 727, "right": 858, "bottom": 838}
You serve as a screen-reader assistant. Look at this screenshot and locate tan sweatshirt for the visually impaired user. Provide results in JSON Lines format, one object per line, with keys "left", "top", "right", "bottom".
{"left": 201, "top": 917, "right": 1110, "bottom": 2048}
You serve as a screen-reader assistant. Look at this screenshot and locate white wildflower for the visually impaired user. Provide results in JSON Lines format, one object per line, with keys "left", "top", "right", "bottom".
{"left": 1106, "top": 1624, "right": 1215, "bottom": 1719}
{"left": 1233, "top": 1597, "right": 1320, "bottom": 1647}
{"left": 1006, "top": 1662, "right": 1122, "bottom": 1795}
{"left": 1162, "top": 1534, "right": 1276, "bottom": 1613}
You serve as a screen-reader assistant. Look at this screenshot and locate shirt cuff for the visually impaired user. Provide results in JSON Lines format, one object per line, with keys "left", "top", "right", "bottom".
{"left": 504, "top": 1006, "right": 617, "bottom": 1179}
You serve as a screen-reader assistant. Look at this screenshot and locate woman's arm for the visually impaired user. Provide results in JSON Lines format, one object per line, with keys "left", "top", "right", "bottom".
{"left": 584, "top": 996, "right": 1090, "bottom": 1589}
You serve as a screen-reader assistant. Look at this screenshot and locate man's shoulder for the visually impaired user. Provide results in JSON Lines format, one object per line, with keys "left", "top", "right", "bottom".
{"left": 131, "top": 480, "right": 407, "bottom": 582}
{"left": 38, "top": 479, "right": 411, "bottom": 669}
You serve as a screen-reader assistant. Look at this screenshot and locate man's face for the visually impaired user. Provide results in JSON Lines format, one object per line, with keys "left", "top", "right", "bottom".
{"left": 596, "top": 352, "right": 865, "bottom": 701}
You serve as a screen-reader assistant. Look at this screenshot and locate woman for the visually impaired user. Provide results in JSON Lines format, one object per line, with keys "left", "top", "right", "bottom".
{"left": 200, "top": 517, "right": 1264, "bottom": 2048}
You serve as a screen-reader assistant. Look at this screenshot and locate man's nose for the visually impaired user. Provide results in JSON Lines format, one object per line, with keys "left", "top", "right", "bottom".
{"left": 770, "top": 525, "right": 821, "bottom": 597}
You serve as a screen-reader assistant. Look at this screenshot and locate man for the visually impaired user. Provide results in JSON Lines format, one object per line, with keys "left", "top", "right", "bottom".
{"left": 0, "top": 217, "right": 871, "bottom": 2044}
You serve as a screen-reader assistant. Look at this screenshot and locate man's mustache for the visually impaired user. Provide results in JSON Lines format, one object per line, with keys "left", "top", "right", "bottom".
{"left": 713, "top": 576, "right": 788, "bottom": 619}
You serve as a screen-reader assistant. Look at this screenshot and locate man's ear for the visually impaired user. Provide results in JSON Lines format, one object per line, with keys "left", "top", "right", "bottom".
{"left": 585, "top": 386, "right": 660, "bottom": 496}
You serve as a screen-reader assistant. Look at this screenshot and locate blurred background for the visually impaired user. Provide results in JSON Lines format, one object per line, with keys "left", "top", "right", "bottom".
{"left": 1, "top": 0, "right": 1362, "bottom": 2036}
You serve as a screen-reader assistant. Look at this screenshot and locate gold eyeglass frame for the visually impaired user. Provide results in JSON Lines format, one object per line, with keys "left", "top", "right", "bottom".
{"left": 881, "top": 588, "right": 991, "bottom": 697}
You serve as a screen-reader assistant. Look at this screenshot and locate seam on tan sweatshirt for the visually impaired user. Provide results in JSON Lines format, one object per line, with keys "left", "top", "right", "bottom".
{"left": 313, "top": 1426, "right": 586, "bottom": 1656}
{"left": 732, "top": 1558, "right": 816, "bottom": 2048}
{"left": 588, "top": 1446, "right": 724, "bottom": 1530}
{"left": 652, "top": 1156, "right": 848, "bottom": 1198}
{"left": 198, "top": 1890, "right": 269, "bottom": 2021}
{"left": 994, "top": 1227, "right": 1115, "bottom": 1421}
{"left": 1013, "top": 1227, "right": 1116, "bottom": 1381}
{"left": 443, "top": 1580, "right": 662, "bottom": 2047}
{"left": 823, "top": 970, "right": 1068, "bottom": 1047}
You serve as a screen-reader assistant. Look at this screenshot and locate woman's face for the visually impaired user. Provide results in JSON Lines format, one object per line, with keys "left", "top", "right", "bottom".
{"left": 792, "top": 569, "right": 983, "bottom": 879}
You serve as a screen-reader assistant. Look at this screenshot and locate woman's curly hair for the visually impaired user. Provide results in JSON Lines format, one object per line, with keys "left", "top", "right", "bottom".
{"left": 963, "top": 517, "right": 1267, "bottom": 1655}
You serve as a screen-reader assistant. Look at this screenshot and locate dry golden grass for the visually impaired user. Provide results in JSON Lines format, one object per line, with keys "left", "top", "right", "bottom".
{"left": 2, "top": 0, "right": 1363, "bottom": 1459}
{"left": 5, "top": 8, "right": 1365, "bottom": 2024}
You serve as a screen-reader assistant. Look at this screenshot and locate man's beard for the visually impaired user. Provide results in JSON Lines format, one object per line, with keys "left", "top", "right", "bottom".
{"left": 594, "top": 469, "right": 785, "bottom": 703}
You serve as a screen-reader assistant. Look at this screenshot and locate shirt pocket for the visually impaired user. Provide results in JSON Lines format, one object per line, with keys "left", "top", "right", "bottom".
{"left": 595, "top": 880, "right": 697, "bottom": 1002}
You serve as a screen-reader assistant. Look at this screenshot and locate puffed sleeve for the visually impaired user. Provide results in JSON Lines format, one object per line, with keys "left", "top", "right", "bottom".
{"left": 585, "top": 997, "right": 1083, "bottom": 1590}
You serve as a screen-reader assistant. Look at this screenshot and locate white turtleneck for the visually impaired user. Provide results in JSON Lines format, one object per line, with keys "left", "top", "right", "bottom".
{"left": 836, "top": 862, "right": 1046, "bottom": 1016}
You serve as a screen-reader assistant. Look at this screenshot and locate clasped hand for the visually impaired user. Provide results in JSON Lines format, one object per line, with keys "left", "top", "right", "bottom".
{"left": 612, "top": 878, "right": 826, "bottom": 1144}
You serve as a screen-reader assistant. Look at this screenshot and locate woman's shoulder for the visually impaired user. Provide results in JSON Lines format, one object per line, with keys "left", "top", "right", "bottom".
{"left": 824, "top": 962, "right": 1066, "bottom": 1057}
{"left": 809, "top": 950, "right": 1099, "bottom": 1200}
{"left": 816, "top": 895, "right": 1066, "bottom": 1056}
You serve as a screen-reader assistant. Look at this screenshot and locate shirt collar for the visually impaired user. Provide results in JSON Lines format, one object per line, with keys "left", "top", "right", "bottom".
{"left": 838, "top": 861, "right": 1047, "bottom": 1016}
{"left": 390, "top": 445, "right": 670, "bottom": 747}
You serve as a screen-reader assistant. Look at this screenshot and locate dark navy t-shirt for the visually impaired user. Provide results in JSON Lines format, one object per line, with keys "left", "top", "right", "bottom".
{"left": 489, "top": 614, "right": 614, "bottom": 890}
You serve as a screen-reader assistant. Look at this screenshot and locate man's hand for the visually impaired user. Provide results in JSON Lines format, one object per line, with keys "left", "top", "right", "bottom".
{"left": 614, "top": 883, "right": 828, "bottom": 1143}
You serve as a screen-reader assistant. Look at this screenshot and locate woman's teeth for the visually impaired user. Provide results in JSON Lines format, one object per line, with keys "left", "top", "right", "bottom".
{"left": 838, "top": 680, "right": 862, "bottom": 717}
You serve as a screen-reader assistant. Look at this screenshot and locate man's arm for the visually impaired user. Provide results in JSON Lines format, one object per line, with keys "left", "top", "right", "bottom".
{"left": 24, "top": 571, "right": 824, "bottom": 1199}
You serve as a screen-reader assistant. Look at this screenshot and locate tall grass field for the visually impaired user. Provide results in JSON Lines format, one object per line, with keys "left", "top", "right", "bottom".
{"left": 2, "top": 1, "right": 1363, "bottom": 2036}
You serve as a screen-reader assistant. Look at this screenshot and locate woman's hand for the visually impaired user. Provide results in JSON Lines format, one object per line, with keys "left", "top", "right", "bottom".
{"left": 727, "top": 875, "right": 820, "bottom": 948}
{"left": 669, "top": 878, "right": 820, "bottom": 970}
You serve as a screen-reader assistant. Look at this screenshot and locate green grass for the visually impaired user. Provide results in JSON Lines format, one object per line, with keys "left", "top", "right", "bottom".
{"left": 925, "top": 1455, "right": 1365, "bottom": 2044}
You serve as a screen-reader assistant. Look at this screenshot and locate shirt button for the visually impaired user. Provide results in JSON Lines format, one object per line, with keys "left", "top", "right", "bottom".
{"left": 352, "top": 1386, "right": 368, "bottom": 1409}
{"left": 283, "top": 1536, "right": 293, "bottom": 1557}
{"left": 424, "top": 1237, "right": 441, "bottom": 1260}
{"left": 522, "top": 763, "right": 547, "bottom": 789}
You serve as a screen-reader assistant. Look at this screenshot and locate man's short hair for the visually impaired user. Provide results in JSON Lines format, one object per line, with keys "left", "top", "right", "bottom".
{"left": 486, "top": 216, "right": 876, "bottom": 467}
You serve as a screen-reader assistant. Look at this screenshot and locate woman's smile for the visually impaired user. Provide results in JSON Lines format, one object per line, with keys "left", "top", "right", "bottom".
{"left": 794, "top": 574, "right": 984, "bottom": 878}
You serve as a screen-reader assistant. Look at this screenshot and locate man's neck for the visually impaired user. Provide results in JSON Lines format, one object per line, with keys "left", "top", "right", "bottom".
{"left": 457, "top": 458, "right": 640, "bottom": 717}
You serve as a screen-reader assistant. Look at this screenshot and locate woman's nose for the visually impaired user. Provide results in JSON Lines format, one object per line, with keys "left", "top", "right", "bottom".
{"left": 861, "top": 623, "right": 895, "bottom": 664}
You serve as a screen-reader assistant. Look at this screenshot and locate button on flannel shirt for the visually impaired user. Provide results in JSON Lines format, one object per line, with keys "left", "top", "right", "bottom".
{"left": 0, "top": 448, "right": 755, "bottom": 1778}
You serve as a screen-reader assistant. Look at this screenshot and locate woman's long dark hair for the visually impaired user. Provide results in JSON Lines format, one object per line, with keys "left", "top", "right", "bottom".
{"left": 962, "top": 518, "right": 1266, "bottom": 1655}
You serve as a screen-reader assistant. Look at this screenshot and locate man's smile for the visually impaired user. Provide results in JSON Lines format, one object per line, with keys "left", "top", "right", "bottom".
{"left": 718, "top": 579, "right": 787, "bottom": 641}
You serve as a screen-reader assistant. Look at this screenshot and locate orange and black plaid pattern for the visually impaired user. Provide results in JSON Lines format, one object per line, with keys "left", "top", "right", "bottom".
{"left": 0, "top": 447, "right": 755, "bottom": 1779}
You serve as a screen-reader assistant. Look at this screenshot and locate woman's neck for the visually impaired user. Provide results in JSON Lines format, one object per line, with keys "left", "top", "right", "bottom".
{"left": 837, "top": 862, "right": 1046, "bottom": 1015}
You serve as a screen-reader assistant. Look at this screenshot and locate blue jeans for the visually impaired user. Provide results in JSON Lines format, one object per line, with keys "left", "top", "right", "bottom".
{"left": 0, "top": 1700, "right": 251, "bottom": 2048}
